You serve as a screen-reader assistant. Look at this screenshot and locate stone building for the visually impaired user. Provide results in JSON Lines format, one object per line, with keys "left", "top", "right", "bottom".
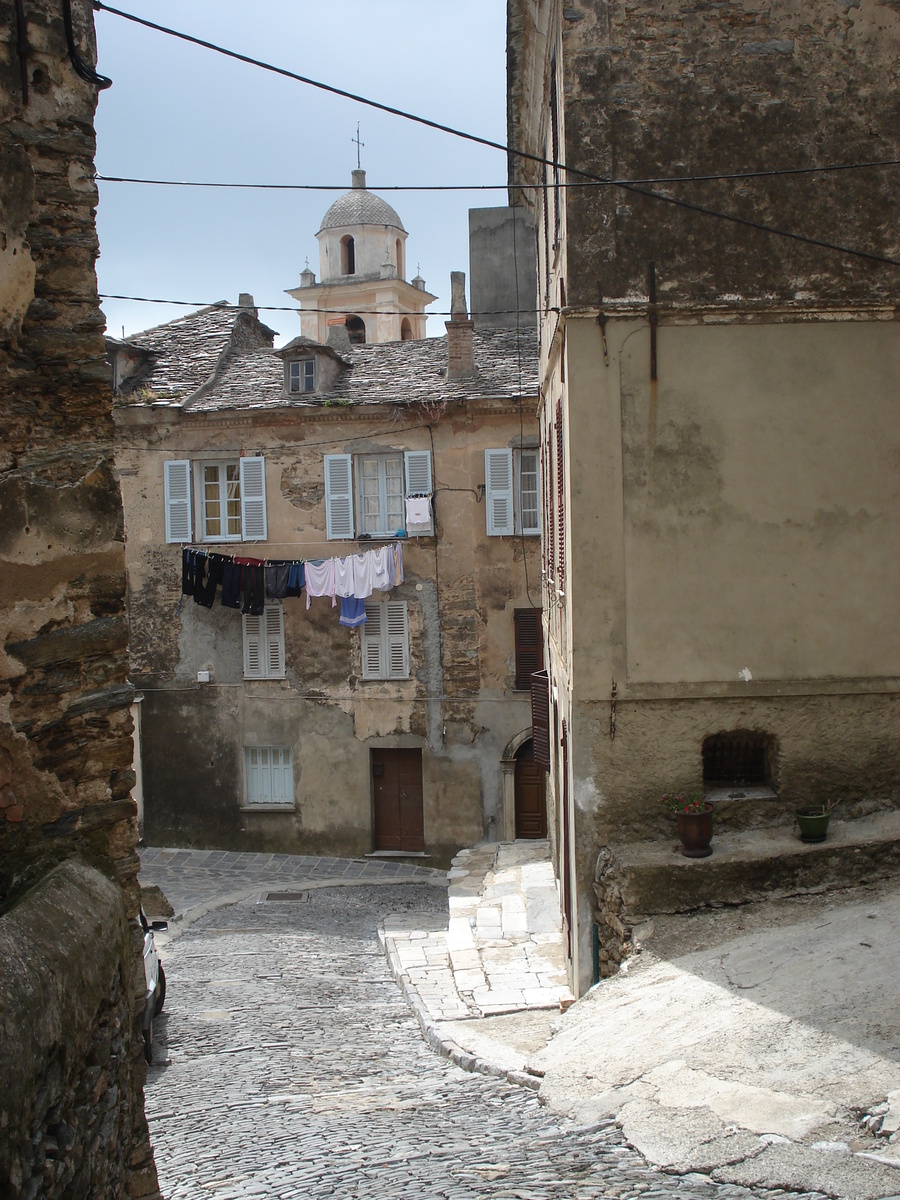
{"left": 0, "top": 1, "right": 158, "bottom": 1195}
{"left": 112, "top": 199, "right": 544, "bottom": 864}
{"left": 508, "top": 0, "right": 900, "bottom": 993}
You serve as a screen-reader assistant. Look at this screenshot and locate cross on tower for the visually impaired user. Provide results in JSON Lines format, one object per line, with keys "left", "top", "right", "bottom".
{"left": 352, "top": 122, "right": 365, "bottom": 169}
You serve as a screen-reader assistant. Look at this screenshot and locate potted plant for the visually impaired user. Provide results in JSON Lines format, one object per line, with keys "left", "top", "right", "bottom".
{"left": 794, "top": 800, "right": 836, "bottom": 844}
{"left": 664, "top": 791, "right": 714, "bottom": 858}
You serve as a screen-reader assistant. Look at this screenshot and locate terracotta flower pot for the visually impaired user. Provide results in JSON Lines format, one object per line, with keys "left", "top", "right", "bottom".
{"left": 676, "top": 806, "right": 714, "bottom": 858}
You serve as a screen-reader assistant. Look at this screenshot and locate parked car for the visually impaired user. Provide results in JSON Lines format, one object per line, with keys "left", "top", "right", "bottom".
{"left": 140, "top": 908, "right": 167, "bottom": 1063}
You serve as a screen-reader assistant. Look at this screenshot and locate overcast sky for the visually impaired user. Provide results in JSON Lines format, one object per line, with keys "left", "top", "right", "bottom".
{"left": 93, "top": 2, "right": 509, "bottom": 345}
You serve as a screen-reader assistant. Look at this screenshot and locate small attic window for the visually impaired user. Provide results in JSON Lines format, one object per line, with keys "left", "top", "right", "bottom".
{"left": 287, "top": 358, "right": 316, "bottom": 394}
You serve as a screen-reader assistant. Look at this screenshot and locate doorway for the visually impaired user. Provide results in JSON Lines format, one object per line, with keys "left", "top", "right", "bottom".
{"left": 371, "top": 748, "right": 424, "bottom": 852}
{"left": 514, "top": 738, "right": 547, "bottom": 839}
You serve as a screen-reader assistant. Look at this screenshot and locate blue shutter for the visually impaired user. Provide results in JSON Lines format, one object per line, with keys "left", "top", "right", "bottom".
{"left": 325, "top": 454, "right": 354, "bottom": 539}
{"left": 485, "top": 449, "right": 514, "bottom": 536}
{"left": 239, "top": 456, "right": 267, "bottom": 541}
{"left": 164, "top": 459, "right": 192, "bottom": 543}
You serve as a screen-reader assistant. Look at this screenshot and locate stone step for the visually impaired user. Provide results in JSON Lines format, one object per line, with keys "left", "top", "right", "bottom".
{"left": 603, "top": 809, "right": 900, "bottom": 918}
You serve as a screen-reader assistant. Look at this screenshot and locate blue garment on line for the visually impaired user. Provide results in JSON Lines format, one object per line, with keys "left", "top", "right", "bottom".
{"left": 338, "top": 596, "right": 368, "bottom": 628}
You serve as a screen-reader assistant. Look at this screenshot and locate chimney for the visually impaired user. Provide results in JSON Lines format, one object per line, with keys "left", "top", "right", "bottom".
{"left": 326, "top": 318, "right": 351, "bottom": 355}
{"left": 238, "top": 292, "right": 257, "bottom": 315}
{"left": 351, "top": 168, "right": 366, "bottom": 190}
{"left": 445, "top": 271, "right": 475, "bottom": 379}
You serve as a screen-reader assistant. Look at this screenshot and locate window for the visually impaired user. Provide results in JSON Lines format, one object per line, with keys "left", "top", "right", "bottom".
{"left": 287, "top": 359, "right": 315, "bottom": 394}
{"left": 703, "top": 731, "right": 776, "bottom": 788}
{"left": 341, "top": 235, "right": 355, "bottom": 275}
{"left": 244, "top": 746, "right": 293, "bottom": 807}
{"left": 346, "top": 315, "right": 366, "bottom": 344}
{"left": 514, "top": 608, "right": 544, "bottom": 690}
{"left": 164, "top": 457, "right": 267, "bottom": 544}
{"left": 324, "top": 450, "right": 433, "bottom": 539}
{"left": 242, "top": 602, "right": 285, "bottom": 679}
{"left": 484, "top": 448, "right": 541, "bottom": 536}
{"left": 361, "top": 600, "right": 409, "bottom": 680}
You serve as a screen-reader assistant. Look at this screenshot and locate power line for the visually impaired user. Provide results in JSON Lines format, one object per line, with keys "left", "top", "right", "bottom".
{"left": 94, "top": 157, "right": 900, "bottom": 192}
{"left": 99, "top": 294, "right": 547, "bottom": 317}
{"left": 94, "top": 3, "right": 900, "bottom": 270}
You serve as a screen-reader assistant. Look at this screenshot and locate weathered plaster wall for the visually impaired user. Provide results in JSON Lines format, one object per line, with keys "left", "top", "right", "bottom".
{"left": 554, "top": 0, "right": 900, "bottom": 306}
{"left": 117, "top": 401, "right": 540, "bottom": 862}
{"left": 0, "top": 1, "right": 157, "bottom": 1193}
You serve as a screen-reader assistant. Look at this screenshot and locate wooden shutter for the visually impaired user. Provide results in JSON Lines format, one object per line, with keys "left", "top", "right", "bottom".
{"left": 385, "top": 600, "right": 409, "bottom": 679}
{"left": 556, "top": 398, "right": 565, "bottom": 591}
{"left": 264, "top": 602, "right": 285, "bottom": 678}
{"left": 547, "top": 438, "right": 555, "bottom": 583}
{"left": 324, "top": 453, "right": 354, "bottom": 539}
{"left": 239, "top": 456, "right": 267, "bottom": 541}
{"left": 243, "top": 613, "right": 263, "bottom": 679}
{"left": 164, "top": 459, "right": 192, "bottom": 543}
{"left": 404, "top": 450, "right": 433, "bottom": 534}
{"left": 514, "top": 608, "right": 543, "bottom": 690}
{"left": 361, "top": 602, "right": 383, "bottom": 678}
{"left": 269, "top": 747, "right": 293, "bottom": 804}
{"left": 484, "top": 448, "right": 514, "bottom": 536}
{"left": 531, "top": 669, "right": 551, "bottom": 770}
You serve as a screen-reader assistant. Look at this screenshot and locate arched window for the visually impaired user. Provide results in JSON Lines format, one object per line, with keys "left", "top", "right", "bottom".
{"left": 346, "top": 315, "right": 366, "bottom": 344}
{"left": 400, "top": 318, "right": 413, "bottom": 341}
{"left": 396, "top": 238, "right": 404, "bottom": 279}
{"left": 341, "top": 235, "right": 355, "bottom": 275}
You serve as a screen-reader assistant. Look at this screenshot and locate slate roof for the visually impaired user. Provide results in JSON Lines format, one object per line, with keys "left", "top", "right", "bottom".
{"left": 115, "top": 303, "right": 277, "bottom": 401}
{"left": 317, "top": 187, "right": 405, "bottom": 234}
{"left": 115, "top": 305, "right": 537, "bottom": 413}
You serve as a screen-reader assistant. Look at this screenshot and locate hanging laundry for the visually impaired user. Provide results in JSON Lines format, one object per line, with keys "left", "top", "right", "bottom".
{"left": 265, "top": 563, "right": 290, "bottom": 599}
{"left": 333, "top": 555, "right": 356, "bottom": 598}
{"left": 405, "top": 495, "right": 432, "bottom": 528}
{"left": 371, "top": 544, "right": 393, "bottom": 592}
{"left": 181, "top": 547, "right": 197, "bottom": 596}
{"left": 235, "top": 557, "right": 266, "bottom": 616}
{"left": 194, "top": 553, "right": 224, "bottom": 608}
{"left": 393, "top": 540, "right": 404, "bottom": 585}
{"left": 351, "top": 551, "right": 375, "bottom": 599}
{"left": 285, "top": 561, "right": 305, "bottom": 597}
{"left": 305, "top": 558, "right": 336, "bottom": 609}
{"left": 339, "top": 596, "right": 368, "bottom": 628}
{"left": 220, "top": 560, "right": 242, "bottom": 609}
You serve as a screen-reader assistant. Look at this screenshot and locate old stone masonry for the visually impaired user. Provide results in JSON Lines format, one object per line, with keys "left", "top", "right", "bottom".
{"left": 144, "top": 882, "right": 826, "bottom": 1200}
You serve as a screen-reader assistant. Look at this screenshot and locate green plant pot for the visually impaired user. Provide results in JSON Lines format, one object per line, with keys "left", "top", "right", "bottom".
{"left": 795, "top": 808, "right": 831, "bottom": 843}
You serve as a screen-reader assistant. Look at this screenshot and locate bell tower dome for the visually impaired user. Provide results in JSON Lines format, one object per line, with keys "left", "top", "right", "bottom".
{"left": 286, "top": 169, "right": 436, "bottom": 344}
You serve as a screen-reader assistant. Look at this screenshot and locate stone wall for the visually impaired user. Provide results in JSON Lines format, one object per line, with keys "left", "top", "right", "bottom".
{"left": 0, "top": 1, "right": 158, "bottom": 1194}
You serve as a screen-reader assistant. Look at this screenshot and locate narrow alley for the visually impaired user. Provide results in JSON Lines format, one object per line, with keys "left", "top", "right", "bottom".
{"left": 142, "top": 869, "right": 827, "bottom": 1200}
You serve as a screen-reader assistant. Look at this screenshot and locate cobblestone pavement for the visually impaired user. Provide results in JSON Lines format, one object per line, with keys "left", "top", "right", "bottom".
{"left": 145, "top": 883, "right": 827, "bottom": 1200}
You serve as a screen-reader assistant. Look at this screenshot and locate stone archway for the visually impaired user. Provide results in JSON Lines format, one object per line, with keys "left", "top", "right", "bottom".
{"left": 500, "top": 728, "right": 535, "bottom": 841}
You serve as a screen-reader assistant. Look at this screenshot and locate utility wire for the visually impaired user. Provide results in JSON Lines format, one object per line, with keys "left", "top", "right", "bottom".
{"left": 94, "top": 3, "right": 900, "bottom": 270}
{"left": 98, "top": 293, "right": 548, "bottom": 317}
{"left": 94, "top": 158, "right": 900, "bottom": 191}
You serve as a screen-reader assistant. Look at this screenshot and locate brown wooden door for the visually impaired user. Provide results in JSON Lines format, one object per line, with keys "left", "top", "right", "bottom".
{"left": 371, "top": 748, "right": 424, "bottom": 852}
{"left": 515, "top": 740, "right": 547, "bottom": 838}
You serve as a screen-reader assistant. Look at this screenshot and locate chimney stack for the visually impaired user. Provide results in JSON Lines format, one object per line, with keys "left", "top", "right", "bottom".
{"left": 445, "top": 271, "right": 475, "bottom": 379}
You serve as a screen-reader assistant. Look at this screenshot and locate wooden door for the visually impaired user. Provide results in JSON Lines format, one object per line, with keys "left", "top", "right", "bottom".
{"left": 514, "top": 740, "right": 547, "bottom": 838}
{"left": 371, "top": 748, "right": 424, "bottom": 852}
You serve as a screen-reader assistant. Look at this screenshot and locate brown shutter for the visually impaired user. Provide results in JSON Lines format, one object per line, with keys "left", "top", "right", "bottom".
{"left": 531, "top": 669, "right": 551, "bottom": 770}
{"left": 515, "top": 608, "right": 544, "bottom": 690}
{"left": 547, "top": 436, "right": 555, "bottom": 584}
{"left": 556, "top": 398, "right": 565, "bottom": 590}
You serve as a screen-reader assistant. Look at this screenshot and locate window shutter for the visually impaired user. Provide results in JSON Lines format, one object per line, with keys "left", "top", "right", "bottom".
{"left": 531, "top": 669, "right": 551, "bottom": 770}
{"left": 484, "top": 448, "right": 514, "bottom": 536}
{"left": 547, "top": 440, "right": 555, "bottom": 583}
{"left": 514, "top": 608, "right": 543, "bottom": 690}
{"left": 361, "top": 602, "right": 383, "bottom": 679}
{"left": 404, "top": 450, "right": 433, "bottom": 534}
{"left": 264, "top": 603, "right": 285, "bottom": 678}
{"left": 324, "top": 453, "right": 354, "bottom": 539}
{"left": 243, "top": 613, "right": 263, "bottom": 678}
{"left": 238, "top": 456, "right": 267, "bottom": 541}
{"left": 164, "top": 459, "right": 192, "bottom": 543}
{"left": 385, "top": 600, "right": 409, "bottom": 679}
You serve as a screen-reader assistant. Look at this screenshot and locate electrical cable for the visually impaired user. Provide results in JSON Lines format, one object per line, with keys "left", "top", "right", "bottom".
{"left": 98, "top": 293, "right": 552, "bottom": 316}
{"left": 94, "top": 157, "right": 900, "bottom": 192}
{"left": 64, "top": 0, "right": 111, "bottom": 87}
{"left": 93, "top": 2, "right": 900, "bottom": 270}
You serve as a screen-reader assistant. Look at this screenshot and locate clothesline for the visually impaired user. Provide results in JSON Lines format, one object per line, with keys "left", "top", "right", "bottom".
{"left": 179, "top": 542, "right": 404, "bottom": 629}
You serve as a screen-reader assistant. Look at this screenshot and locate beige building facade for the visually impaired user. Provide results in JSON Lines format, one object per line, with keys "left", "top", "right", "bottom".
{"left": 509, "top": 0, "right": 900, "bottom": 994}
{"left": 112, "top": 276, "right": 543, "bottom": 865}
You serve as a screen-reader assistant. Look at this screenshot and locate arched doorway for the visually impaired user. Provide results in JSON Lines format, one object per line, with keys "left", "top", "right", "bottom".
{"left": 346, "top": 315, "right": 366, "bottom": 344}
{"left": 514, "top": 738, "right": 547, "bottom": 839}
{"left": 400, "top": 317, "right": 413, "bottom": 341}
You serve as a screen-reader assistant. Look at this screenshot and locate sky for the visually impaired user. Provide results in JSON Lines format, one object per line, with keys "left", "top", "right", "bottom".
{"left": 93, "top": 1, "right": 509, "bottom": 345}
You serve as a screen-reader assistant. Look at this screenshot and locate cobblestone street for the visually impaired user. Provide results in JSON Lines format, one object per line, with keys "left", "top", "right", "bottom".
{"left": 145, "top": 883, "right": 826, "bottom": 1200}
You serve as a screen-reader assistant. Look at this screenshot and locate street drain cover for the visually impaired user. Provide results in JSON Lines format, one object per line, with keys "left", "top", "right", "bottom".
{"left": 265, "top": 891, "right": 309, "bottom": 902}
